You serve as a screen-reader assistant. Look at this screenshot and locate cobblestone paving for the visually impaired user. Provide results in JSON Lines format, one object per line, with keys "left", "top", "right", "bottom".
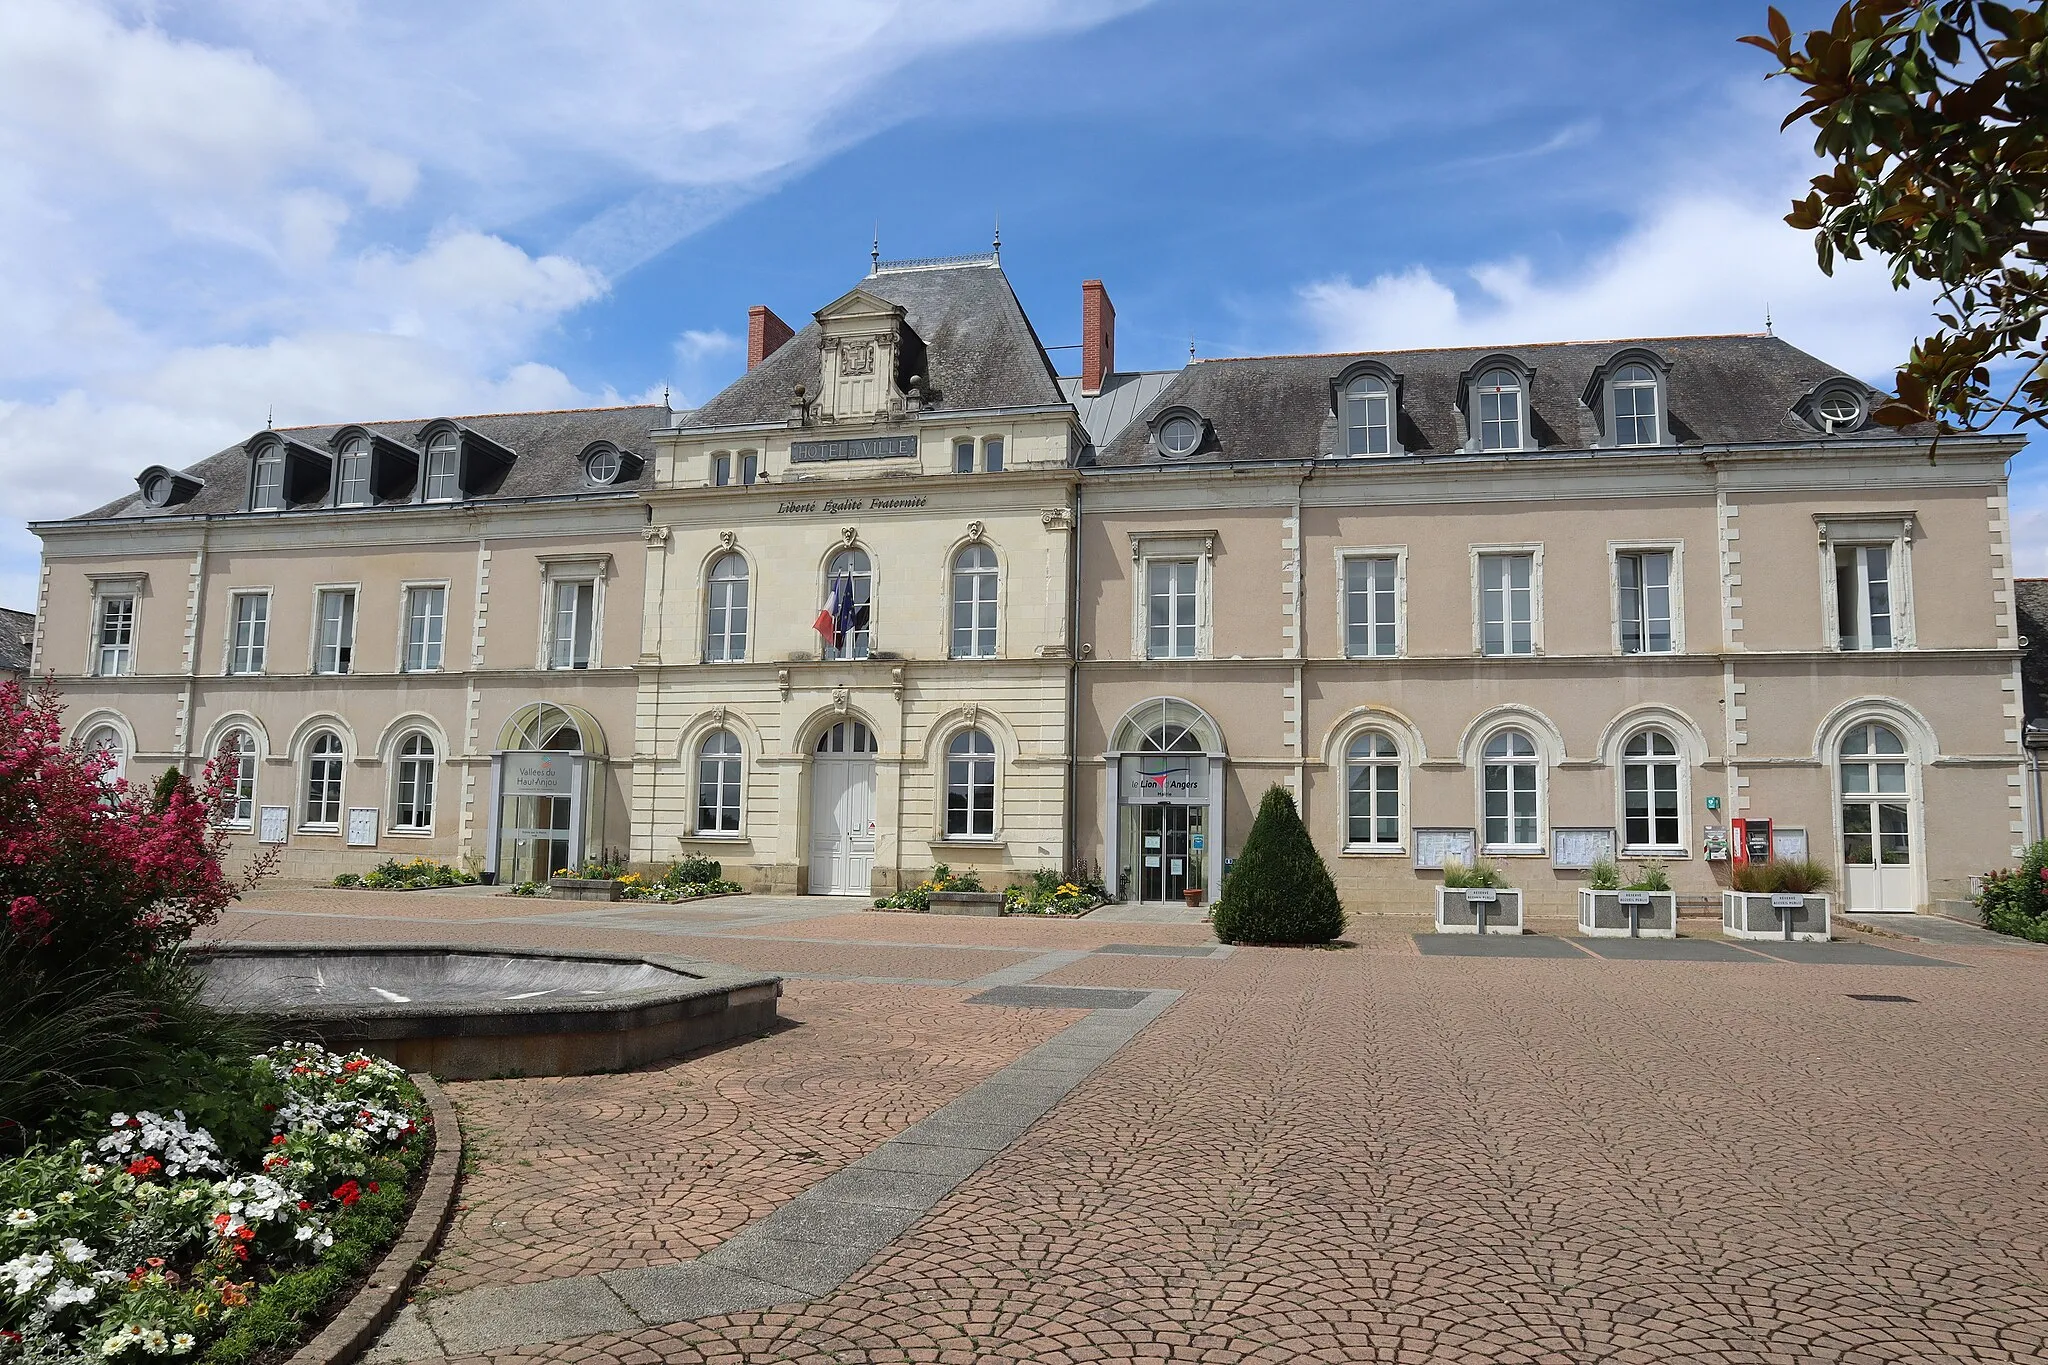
{"left": 213, "top": 889, "right": 2048, "bottom": 1362}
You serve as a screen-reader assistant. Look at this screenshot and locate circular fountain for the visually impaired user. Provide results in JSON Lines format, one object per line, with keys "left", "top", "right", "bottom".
{"left": 198, "top": 943, "right": 782, "bottom": 1079}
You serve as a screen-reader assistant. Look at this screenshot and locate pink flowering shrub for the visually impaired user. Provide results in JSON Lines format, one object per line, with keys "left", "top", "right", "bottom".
{"left": 0, "top": 682, "right": 266, "bottom": 976}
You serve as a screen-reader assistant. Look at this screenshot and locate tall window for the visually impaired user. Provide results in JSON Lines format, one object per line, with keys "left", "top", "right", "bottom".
{"left": 946, "top": 729, "right": 996, "bottom": 838}
{"left": 549, "top": 579, "right": 595, "bottom": 670}
{"left": 1344, "top": 556, "right": 1398, "bottom": 657}
{"left": 94, "top": 593, "right": 135, "bottom": 676}
{"left": 704, "top": 554, "right": 749, "bottom": 662}
{"left": 697, "top": 730, "right": 743, "bottom": 833}
{"left": 1344, "top": 375, "right": 1392, "bottom": 456}
{"left": 1621, "top": 730, "right": 1680, "bottom": 850}
{"left": 1476, "top": 368, "right": 1523, "bottom": 451}
{"left": 822, "top": 548, "right": 872, "bottom": 661}
{"left": 951, "top": 544, "right": 998, "bottom": 659}
{"left": 335, "top": 436, "right": 371, "bottom": 505}
{"left": 229, "top": 593, "right": 269, "bottom": 674}
{"left": 739, "top": 451, "right": 759, "bottom": 485}
{"left": 315, "top": 589, "right": 356, "bottom": 675}
{"left": 403, "top": 586, "right": 446, "bottom": 672}
{"left": 1617, "top": 551, "right": 1672, "bottom": 654}
{"left": 983, "top": 438, "right": 1004, "bottom": 472}
{"left": 303, "top": 731, "right": 343, "bottom": 827}
{"left": 393, "top": 733, "right": 435, "bottom": 831}
{"left": 1835, "top": 544, "right": 1894, "bottom": 650}
{"left": 954, "top": 439, "right": 975, "bottom": 474}
{"left": 422, "top": 433, "right": 459, "bottom": 502}
{"left": 222, "top": 729, "right": 256, "bottom": 826}
{"left": 1613, "top": 363, "right": 1659, "bottom": 446}
{"left": 84, "top": 725, "right": 126, "bottom": 786}
{"left": 1479, "top": 553, "right": 1534, "bottom": 656}
{"left": 712, "top": 453, "right": 731, "bottom": 487}
{"left": 1146, "top": 560, "right": 1198, "bottom": 659}
{"left": 1345, "top": 732, "right": 1401, "bottom": 848}
{"left": 251, "top": 448, "right": 285, "bottom": 510}
{"left": 1840, "top": 722, "right": 1910, "bottom": 869}
{"left": 1482, "top": 729, "right": 1540, "bottom": 850}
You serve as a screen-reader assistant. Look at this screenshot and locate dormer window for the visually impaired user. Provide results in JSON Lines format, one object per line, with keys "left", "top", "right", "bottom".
{"left": 1583, "top": 349, "right": 1670, "bottom": 449}
{"left": 1344, "top": 376, "right": 1392, "bottom": 456}
{"left": 135, "top": 466, "right": 202, "bottom": 509}
{"left": 1612, "top": 364, "right": 1659, "bottom": 446}
{"left": 251, "top": 445, "right": 285, "bottom": 510}
{"left": 422, "top": 432, "right": 459, "bottom": 501}
{"left": 1160, "top": 416, "right": 1200, "bottom": 456}
{"left": 1476, "top": 368, "right": 1522, "bottom": 451}
{"left": 584, "top": 444, "right": 622, "bottom": 485}
{"left": 141, "top": 472, "right": 170, "bottom": 506}
{"left": 335, "top": 436, "right": 371, "bottom": 506}
{"left": 1817, "top": 388, "right": 1865, "bottom": 433}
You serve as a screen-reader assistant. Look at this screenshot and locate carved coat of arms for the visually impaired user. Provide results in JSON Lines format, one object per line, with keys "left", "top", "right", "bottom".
{"left": 839, "top": 341, "right": 875, "bottom": 377}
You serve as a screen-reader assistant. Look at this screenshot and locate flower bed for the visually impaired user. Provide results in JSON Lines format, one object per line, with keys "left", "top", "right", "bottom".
{"left": 332, "top": 858, "right": 479, "bottom": 892}
{"left": 0, "top": 1043, "right": 429, "bottom": 1364}
{"left": 1002, "top": 868, "right": 1107, "bottom": 917}
{"left": 873, "top": 864, "right": 984, "bottom": 913}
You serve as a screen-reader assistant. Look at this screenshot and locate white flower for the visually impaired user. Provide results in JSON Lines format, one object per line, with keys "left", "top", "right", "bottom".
{"left": 55, "top": 1191, "right": 76, "bottom": 1205}
{"left": 108, "top": 1113, "right": 129, "bottom": 1127}
{"left": 80, "top": 1164, "right": 106, "bottom": 1183}
{"left": 171, "top": 1336, "right": 196, "bottom": 1354}
{"left": 59, "top": 1238, "right": 96, "bottom": 1263}
{"left": 5, "top": 1208, "right": 35, "bottom": 1228}
{"left": 46, "top": 1278, "right": 97, "bottom": 1309}
{"left": 141, "top": 1328, "right": 169, "bottom": 1354}
{"left": 2, "top": 1251, "right": 54, "bottom": 1296}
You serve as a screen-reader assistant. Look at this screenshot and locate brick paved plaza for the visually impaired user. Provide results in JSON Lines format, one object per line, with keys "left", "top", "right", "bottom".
{"left": 205, "top": 888, "right": 2048, "bottom": 1364}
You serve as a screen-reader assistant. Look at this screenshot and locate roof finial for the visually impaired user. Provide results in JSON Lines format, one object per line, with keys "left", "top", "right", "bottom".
{"left": 1764, "top": 302, "right": 1774, "bottom": 336}
{"left": 1189, "top": 336, "right": 1197, "bottom": 363}
{"left": 992, "top": 211, "right": 1000, "bottom": 264}
{"left": 266, "top": 404, "right": 273, "bottom": 430}
{"left": 662, "top": 383, "right": 671, "bottom": 411}
{"left": 871, "top": 225, "right": 880, "bottom": 275}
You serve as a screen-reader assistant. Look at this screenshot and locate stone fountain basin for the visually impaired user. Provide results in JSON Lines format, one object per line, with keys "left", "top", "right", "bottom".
{"left": 197, "top": 943, "right": 782, "bottom": 1080}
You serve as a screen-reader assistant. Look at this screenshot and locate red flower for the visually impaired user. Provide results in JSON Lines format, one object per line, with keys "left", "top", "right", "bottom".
{"left": 367, "top": 1181, "right": 379, "bottom": 1194}
{"left": 297, "top": 1200, "right": 311, "bottom": 1212}
{"left": 234, "top": 1244, "right": 249, "bottom": 1262}
{"left": 332, "top": 1180, "right": 362, "bottom": 1207}
{"left": 126, "top": 1155, "right": 162, "bottom": 1177}
{"left": 234, "top": 1225, "right": 254, "bottom": 1242}
{"left": 271, "top": 1134, "right": 287, "bottom": 1145}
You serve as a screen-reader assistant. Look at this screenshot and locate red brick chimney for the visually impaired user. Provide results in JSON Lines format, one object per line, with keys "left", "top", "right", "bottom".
{"left": 1081, "top": 279, "right": 1115, "bottom": 396}
{"left": 748, "top": 305, "right": 794, "bottom": 370}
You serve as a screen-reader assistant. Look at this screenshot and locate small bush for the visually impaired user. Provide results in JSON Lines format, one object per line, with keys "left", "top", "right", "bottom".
{"left": 1441, "top": 858, "right": 1506, "bottom": 889}
{"left": 1731, "top": 858, "right": 1836, "bottom": 894}
{"left": 1584, "top": 859, "right": 1621, "bottom": 891}
{"left": 1211, "top": 786, "right": 1344, "bottom": 945}
{"left": 1976, "top": 840, "right": 2048, "bottom": 941}
{"left": 673, "top": 855, "right": 723, "bottom": 885}
{"left": 1626, "top": 859, "right": 1672, "bottom": 892}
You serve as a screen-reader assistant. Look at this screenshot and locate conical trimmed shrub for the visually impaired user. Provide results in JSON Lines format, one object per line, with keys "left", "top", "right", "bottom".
{"left": 1211, "top": 784, "right": 1345, "bottom": 944}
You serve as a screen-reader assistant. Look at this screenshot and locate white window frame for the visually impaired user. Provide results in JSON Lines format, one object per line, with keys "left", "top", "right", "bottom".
{"left": 311, "top": 585, "right": 358, "bottom": 676}
{"left": 738, "top": 450, "right": 759, "bottom": 486}
{"left": 300, "top": 731, "right": 345, "bottom": 831}
{"left": 1478, "top": 726, "right": 1545, "bottom": 854}
{"left": 1471, "top": 546, "right": 1542, "bottom": 657}
{"left": 950, "top": 543, "right": 1000, "bottom": 659}
{"left": 703, "top": 552, "right": 751, "bottom": 663}
{"left": 711, "top": 452, "right": 732, "bottom": 487}
{"left": 1474, "top": 368, "right": 1526, "bottom": 453}
{"left": 943, "top": 727, "right": 999, "bottom": 840}
{"left": 1128, "top": 531, "right": 1216, "bottom": 661}
{"left": 81, "top": 722, "right": 129, "bottom": 787}
{"left": 983, "top": 436, "right": 1004, "bottom": 472}
{"left": 1336, "top": 548, "right": 1405, "bottom": 658}
{"left": 954, "top": 438, "right": 975, "bottom": 474}
{"left": 219, "top": 727, "right": 258, "bottom": 830}
{"left": 334, "top": 437, "right": 372, "bottom": 506}
{"left": 537, "top": 556, "right": 607, "bottom": 672}
{"left": 391, "top": 732, "right": 437, "bottom": 834}
{"left": 822, "top": 546, "right": 875, "bottom": 661}
{"left": 87, "top": 576, "right": 144, "bottom": 677}
{"left": 225, "top": 590, "right": 271, "bottom": 676}
{"left": 1816, "top": 516, "right": 1916, "bottom": 652}
{"left": 1342, "top": 730, "right": 1405, "bottom": 852}
{"left": 695, "top": 729, "right": 745, "bottom": 836}
{"left": 1618, "top": 728, "right": 1687, "bottom": 855}
{"left": 399, "top": 582, "right": 450, "bottom": 673}
{"left": 1609, "top": 541, "right": 1683, "bottom": 656}
{"left": 421, "top": 435, "right": 460, "bottom": 503}
{"left": 1342, "top": 375, "right": 1394, "bottom": 457}
{"left": 250, "top": 448, "right": 286, "bottom": 511}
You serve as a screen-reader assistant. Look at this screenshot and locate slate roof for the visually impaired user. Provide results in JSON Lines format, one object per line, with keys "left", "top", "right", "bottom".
{"left": 685, "top": 261, "right": 1066, "bottom": 429}
{"left": 1061, "top": 371, "right": 1181, "bottom": 449}
{"left": 65, "top": 405, "right": 673, "bottom": 522}
{"left": 0, "top": 607, "right": 32, "bottom": 676}
{"left": 1090, "top": 334, "right": 1915, "bottom": 467}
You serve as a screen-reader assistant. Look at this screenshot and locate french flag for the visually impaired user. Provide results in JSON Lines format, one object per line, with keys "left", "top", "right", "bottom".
{"left": 813, "top": 574, "right": 844, "bottom": 645}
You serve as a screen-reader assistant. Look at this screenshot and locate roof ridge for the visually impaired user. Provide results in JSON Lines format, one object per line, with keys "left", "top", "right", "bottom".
{"left": 276, "top": 402, "right": 667, "bottom": 432}
{"left": 1197, "top": 332, "right": 1776, "bottom": 364}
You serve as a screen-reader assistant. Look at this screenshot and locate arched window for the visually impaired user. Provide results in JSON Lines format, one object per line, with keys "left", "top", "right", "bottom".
{"left": 1481, "top": 728, "right": 1540, "bottom": 850}
{"left": 946, "top": 729, "right": 996, "bottom": 837}
{"left": 84, "top": 725, "right": 126, "bottom": 786}
{"left": 816, "top": 721, "right": 878, "bottom": 754}
{"left": 696, "top": 730, "right": 743, "bottom": 833}
{"left": 335, "top": 436, "right": 371, "bottom": 506}
{"left": 705, "top": 554, "right": 749, "bottom": 662}
{"left": 822, "top": 548, "right": 872, "bottom": 661}
{"left": 1476, "top": 368, "right": 1523, "bottom": 452}
{"left": 1621, "top": 729, "right": 1680, "bottom": 850}
{"left": 950, "top": 544, "right": 998, "bottom": 659}
{"left": 1612, "top": 363, "right": 1659, "bottom": 446}
{"left": 250, "top": 446, "right": 285, "bottom": 511}
{"left": 394, "top": 733, "right": 435, "bottom": 831}
{"left": 422, "top": 432, "right": 459, "bottom": 502}
{"left": 1345, "top": 732, "right": 1401, "bottom": 848}
{"left": 1840, "top": 722, "right": 1910, "bottom": 869}
{"left": 1344, "top": 375, "right": 1392, "bottom": 456}
{"left": 303, "top": 731, "right": 344, "bottom": 827}
{"left": 1139, "top": 722, "right": 1203, "bottom": 753}
{"left": 221, "top": 728, "right": 257, "bottom": 826}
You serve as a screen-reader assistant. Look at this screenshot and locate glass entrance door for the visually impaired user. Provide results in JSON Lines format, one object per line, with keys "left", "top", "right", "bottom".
{"left": 1137, "top": 805, "right": 1205, "bottom": 901}
{"left": 504, "top": 795, "right": 574, "bottom": 884}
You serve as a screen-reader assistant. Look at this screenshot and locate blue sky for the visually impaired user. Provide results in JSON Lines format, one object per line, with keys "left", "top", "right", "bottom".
{"left": 0, "top": 0, "right": 2032, "bottom": 609}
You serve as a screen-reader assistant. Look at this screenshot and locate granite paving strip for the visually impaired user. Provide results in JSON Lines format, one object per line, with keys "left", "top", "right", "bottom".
{"left": 955, "top": 948, "right": 1092, "bottom": 990}
{"left": 367, "top": 989, "right": 1179, "bottom": 1361}
{"left": 1411, "top": 933, "right": 1596, "bottom": 958}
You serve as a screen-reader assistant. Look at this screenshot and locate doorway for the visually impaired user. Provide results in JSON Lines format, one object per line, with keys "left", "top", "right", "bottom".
{"left": 1839, "top": 721, "right": 1917, "bottom": 912}
{"left": 1137, "top": 804, "right": 1205, "bottom": 902}
{"left": 809, "top": 720, "right": 877, "bottom": 895}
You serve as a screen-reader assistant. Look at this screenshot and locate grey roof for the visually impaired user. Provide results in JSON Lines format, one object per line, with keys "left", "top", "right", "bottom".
{"left": 0, "top": 608, "right": 32, "bottom": 675}
{"left": 1090, "top": 334, "right": 1921, "bottom": 467}
{"left": 2016, "top": 579, "right": 2048, "bottom": 725}
{"left": 1060, "top": 371, "right": 1181, "bottom": 450}
{"left": 685, "top": 261, "right": 1066, "bottom": 429}
{"left": 66, "top": 405, "right": 672, "bottom": 522}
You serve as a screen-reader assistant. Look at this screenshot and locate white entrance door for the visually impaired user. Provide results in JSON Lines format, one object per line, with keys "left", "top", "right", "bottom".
{"left": 809, "top": 721, "right": 877, "bottom": 895}
{"left": 1840, "top": 722, "right": 1917, "bottom": 912}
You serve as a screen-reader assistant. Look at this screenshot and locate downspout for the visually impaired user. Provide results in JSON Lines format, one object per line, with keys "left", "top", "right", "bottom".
{"left": 1064, "top": 476, "right": 1083, "bottom": 876}
{"left": 1291, "top": 469, "right": 1310, "bottom": 808}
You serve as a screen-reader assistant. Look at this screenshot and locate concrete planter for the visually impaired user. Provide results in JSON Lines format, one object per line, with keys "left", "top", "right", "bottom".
{"left": 928, "top": 890, "right": 1005, "bottom": 917}
{"left": 548, "top": 877, "right": 624, "bottom": 902}
{"left": 1434, "top": 885, "right": 1523, "bottom": 934}
{"left": 1578, "top": 889, "right": 1678, "bottom": 938}
{"left": 1723, "top": 890, "right": 1831, "bottom": 941}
